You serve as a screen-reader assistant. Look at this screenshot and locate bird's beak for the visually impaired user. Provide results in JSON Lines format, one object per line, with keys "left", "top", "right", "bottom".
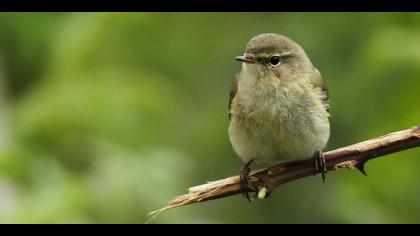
{"left": 235, "top": 55, "right": 256, "bottom": 64}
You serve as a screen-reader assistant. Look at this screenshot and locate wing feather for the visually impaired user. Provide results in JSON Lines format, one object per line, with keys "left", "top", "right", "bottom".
{"left": 312, "top": 68, "right": 329, "bottom": 113}
{"left": 228, "top": 74, "right": 239, "bottom": 120}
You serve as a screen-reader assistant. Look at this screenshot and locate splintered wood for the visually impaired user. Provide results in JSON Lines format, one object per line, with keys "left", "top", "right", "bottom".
{"left": 148, "top": 126, "right": 420, "bottom": 223}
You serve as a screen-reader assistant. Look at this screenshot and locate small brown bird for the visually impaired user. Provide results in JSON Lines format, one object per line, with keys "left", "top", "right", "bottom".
{"left": 228, "top": 33, "right": 330, "bottom": 201}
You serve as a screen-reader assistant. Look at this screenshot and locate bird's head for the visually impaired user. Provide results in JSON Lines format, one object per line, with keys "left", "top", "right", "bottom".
{"left": 235, "top": 33, "right": 313, "bottom": 83}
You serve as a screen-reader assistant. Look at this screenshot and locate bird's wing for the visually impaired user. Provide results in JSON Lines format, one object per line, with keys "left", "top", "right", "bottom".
{"left": 312, "top": 67, "right": 330, "bottom": 113}
{"left": 228, "top": 74, "right": 239, "bottom": 120}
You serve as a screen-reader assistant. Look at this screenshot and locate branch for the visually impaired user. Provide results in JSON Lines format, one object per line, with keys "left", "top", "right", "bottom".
{"left": 149, "top": 126, "right": 420, "bottom": 220}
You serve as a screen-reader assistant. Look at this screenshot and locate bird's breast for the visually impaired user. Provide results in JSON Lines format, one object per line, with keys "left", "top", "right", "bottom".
{"left": 229, "top": 78, "right": 330, "bottom": 163}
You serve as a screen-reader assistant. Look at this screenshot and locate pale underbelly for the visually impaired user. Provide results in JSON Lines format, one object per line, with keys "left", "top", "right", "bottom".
{"left": 229, "top": 112, "right": 330, "bottom": 164}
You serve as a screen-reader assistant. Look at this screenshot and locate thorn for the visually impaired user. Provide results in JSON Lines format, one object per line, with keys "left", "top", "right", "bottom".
{"left": 355, "top": 161, "right": 368, "bottom": 176}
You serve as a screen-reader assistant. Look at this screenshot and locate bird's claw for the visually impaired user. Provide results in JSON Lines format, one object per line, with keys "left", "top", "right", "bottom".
{"left": 240, "top": 159, "right": 279, "bottom": 201}
{"left": 240, "top": 159, "right": 257, "bottom": 201}
{"left": 314, "top": 151, "right": 327, "bottom": 182}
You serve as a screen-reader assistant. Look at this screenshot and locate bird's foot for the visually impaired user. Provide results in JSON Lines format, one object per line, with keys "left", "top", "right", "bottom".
{"left": 240, "top": 159, "right": 279, "bottom": 201}
{"left": 240, "top": 159, "right": 258, "bottom": 201}
{"left": 313, "top": 151, "right": 327, "bottom": 183}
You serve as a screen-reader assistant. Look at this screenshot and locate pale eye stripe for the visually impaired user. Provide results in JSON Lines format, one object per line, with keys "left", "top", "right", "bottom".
{"left": 277, "top": 52, "right": 293, "bottom": 57}
{"left": 255, "top": 52, "right": 293, "bottom": 58}
{"left": 245, "top": 52, "right": 292, "bottom": 58}
{"left": 244, "top": 53, "right": 270, "bottom": 58}
{"left": 244, "top": 52, "right": 293, "bottom": 65}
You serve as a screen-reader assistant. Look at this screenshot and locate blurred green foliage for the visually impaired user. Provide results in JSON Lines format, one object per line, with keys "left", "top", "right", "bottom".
{"left": 0, "top": 13, "right": 419, "bottom": 223}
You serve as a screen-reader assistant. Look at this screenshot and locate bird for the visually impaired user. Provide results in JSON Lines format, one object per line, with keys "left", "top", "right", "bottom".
{"left": 228, "top": 33, "right": 330, "bottom": 201}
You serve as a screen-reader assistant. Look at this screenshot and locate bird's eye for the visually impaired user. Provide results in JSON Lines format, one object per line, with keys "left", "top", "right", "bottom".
{"left": 268, "top": 56, "right": 281, "bottom": 66}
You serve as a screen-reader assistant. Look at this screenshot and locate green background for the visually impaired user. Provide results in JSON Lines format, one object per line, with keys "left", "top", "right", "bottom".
{"left": 0, "top": 13, "right": 419, "bottom": 223}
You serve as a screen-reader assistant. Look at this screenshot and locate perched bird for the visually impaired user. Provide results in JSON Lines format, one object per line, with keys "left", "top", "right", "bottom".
{"left": 228, "top": 33, "right": 330, "bottom": 201}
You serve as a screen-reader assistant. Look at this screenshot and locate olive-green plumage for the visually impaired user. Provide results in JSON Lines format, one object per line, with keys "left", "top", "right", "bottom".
{"left": 228, "top": 33, "right": 330, "bottom": 164}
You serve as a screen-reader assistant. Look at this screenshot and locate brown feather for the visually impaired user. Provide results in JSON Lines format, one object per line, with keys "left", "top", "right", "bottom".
{"left": 311, "top": 67, "right": 330, "bottom": 113}
{"left": 228, "top": 74, "right": 239, "bottom": 120}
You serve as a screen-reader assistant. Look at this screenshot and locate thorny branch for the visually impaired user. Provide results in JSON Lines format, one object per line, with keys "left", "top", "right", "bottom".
{"left": 148, "top": 126, "right": 420, "bottom": 221}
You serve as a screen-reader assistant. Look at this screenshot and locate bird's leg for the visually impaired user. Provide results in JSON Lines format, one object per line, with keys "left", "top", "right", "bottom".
{"left": 240, "top": 159, "right": 257, "bottom": 201}
{"left": 313, "top": 151, "right": 327, "bottom": 183}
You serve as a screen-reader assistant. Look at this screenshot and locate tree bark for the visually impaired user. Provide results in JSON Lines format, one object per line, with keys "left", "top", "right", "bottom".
{"left": 148, "top": 126, "right": 420, "bottom": 221}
